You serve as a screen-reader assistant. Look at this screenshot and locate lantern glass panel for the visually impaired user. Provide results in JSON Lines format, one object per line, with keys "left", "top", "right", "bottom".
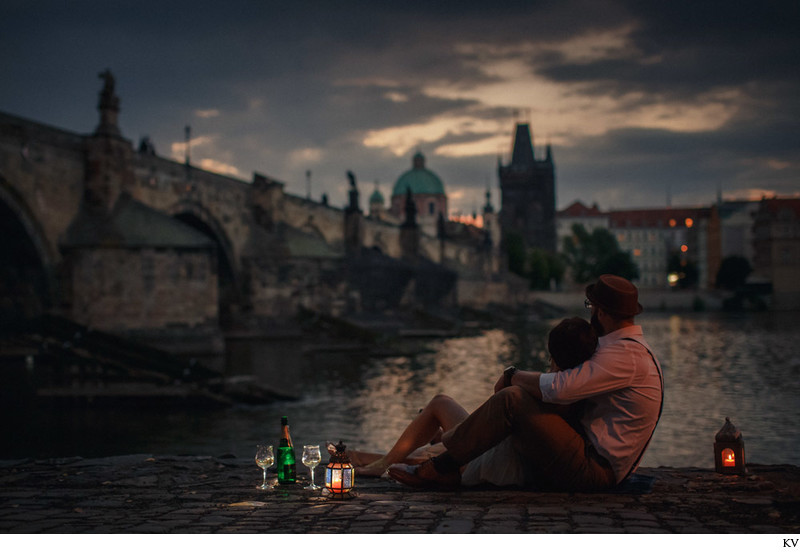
{"left": 325, "top": 465, "right": 338, "bottom": 488}
{"left": 325, "top": 462, "right": 354, "bottom": 493}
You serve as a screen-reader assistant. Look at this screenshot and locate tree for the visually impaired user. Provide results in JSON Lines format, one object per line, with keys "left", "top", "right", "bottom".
{"left": 504, "top": 233, "right": 565, "bottom": 289}
{"left": 504, "top": 232, "right": 527, "bottom": 277}
{"left": 715, "top": 255, "right": 752, "bottom": 290}
{"left": 528, "top": 248, "right": 565, "bottom": 290}
{"left": 561, "top": 224, "right": 639, "bottom": 283}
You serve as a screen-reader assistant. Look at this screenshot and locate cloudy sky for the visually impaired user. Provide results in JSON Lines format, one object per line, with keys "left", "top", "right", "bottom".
{"left": 2, "top": 1, "right": 798, "bottom": 215}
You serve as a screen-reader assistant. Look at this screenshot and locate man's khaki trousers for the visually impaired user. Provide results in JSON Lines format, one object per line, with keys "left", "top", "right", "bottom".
{"left": 442, "top": 386, "right": 617, "bottom": 491}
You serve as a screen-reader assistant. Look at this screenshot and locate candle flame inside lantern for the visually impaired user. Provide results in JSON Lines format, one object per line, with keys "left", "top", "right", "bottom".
{"left": 722, "top": 448, "right": 736, "bottom": 467}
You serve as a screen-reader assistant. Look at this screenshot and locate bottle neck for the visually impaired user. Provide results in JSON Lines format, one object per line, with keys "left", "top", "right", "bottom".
{"left": 280, "top": 425, "right": 292, "bottom": 448}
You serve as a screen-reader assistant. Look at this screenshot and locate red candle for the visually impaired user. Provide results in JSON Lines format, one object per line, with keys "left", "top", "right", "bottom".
{"left": 722, "top": 449, "right": 735, "bottom": 467}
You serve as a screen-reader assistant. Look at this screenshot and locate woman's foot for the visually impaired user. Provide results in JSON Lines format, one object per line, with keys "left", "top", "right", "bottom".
{"left": 355, "top": 459, "right": 390, "bottom": 477}
{"left": 346, "top": 450, "right": 383, "bottom": 467}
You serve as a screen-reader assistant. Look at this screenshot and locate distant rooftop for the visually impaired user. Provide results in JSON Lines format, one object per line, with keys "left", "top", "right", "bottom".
{"left": 558, "top": 201, "right": 604, "bottom": 217}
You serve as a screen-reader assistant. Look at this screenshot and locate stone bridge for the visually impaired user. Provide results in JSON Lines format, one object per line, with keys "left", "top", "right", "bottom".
{"left": 0, "top": 72, "right": 508, "bottom": 355}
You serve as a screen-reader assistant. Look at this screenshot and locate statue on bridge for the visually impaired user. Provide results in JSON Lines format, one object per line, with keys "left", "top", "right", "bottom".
{"left": 95, "top": 68, "right": 120, "bottom": 135}
{"left": 346, "top": 170, "right": 360, "bottom": 213}
{"left": 99, "top": 69, "right": 115, "bottom": 97}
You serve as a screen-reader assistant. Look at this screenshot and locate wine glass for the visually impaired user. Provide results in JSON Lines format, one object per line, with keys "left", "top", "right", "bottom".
{"left": 302, "top": 445, "right": 322, "bottom": 490}
{"left": 255, "top": 445, "right": 275, "bottom": 491}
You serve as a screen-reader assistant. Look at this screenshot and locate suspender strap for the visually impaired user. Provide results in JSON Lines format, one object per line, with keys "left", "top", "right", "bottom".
{"left": 621, "top": 337, "right": 663, "bottom": 480}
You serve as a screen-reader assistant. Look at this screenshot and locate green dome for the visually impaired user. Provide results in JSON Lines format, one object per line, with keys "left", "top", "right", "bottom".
{"left": 392, "top": 152, "right": 445, "bottom": 197}
{"left": 369, "top": 188, "right": 385, "bottom": 204}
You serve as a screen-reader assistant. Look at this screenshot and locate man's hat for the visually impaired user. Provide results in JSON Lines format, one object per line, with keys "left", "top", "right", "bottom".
{"left": 585, "top": 274, "right": 643, "bottom": 318}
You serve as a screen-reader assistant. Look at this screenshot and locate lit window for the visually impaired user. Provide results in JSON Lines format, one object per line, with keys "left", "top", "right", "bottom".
{"left": 685, "top": 218, "right": 694, "bottom": 228}
{"left": 669, "top": 219, "right": 677, "bottom": 227}
{"left": 633, "top": 249, "right": 642, "bottom": 257}
{"left": 681, "top": 245, "right": 688, "bottom": 253}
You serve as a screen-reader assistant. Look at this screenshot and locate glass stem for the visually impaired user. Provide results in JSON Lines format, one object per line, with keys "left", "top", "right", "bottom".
{"left": 310, "top": 468, "right": 314, "bottom": 485}
{"left": 262, "top": 468, "right": 267, "bottom": 487}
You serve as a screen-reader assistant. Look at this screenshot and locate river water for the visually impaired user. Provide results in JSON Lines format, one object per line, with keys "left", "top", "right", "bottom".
{"left": 5, "top": 311, "right": 800, "bottom": 469}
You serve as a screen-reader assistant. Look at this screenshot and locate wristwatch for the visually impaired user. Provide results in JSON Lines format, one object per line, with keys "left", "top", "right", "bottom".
{"left": 504, "top": 366, "right": 518, "bottom": 387}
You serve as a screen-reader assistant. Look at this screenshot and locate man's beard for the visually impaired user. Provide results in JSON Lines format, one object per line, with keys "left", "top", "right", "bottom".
{"left": 591, "top": 313, "right": 606, "bottom": 336}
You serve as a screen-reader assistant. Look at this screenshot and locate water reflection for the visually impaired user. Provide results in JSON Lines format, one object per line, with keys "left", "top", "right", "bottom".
{"left": 230, "top": 311, "right": 800, "bottom": 470}
{"left": 641, "top": 311, "right": 800, "bottom": 468}
{"left": 4, "top": 312, "right": 799, "bottom": 469}
{"left": 353, "top": 330, "right": 514, "bottom": 453}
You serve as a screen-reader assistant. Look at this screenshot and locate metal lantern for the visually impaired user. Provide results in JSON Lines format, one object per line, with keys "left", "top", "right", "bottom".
{"left": 324, "top": 441, "right": 355, "bottom": 498}
{"left": 714, "top": 417, "right": 746, "bottom": 475}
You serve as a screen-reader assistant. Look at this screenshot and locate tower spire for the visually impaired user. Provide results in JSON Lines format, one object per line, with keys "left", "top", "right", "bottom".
{"left": 483, "top": 183, "right": 494, "bottom": 214}
{"left": 511, "top": 123, "right": 535, "bottom": 167}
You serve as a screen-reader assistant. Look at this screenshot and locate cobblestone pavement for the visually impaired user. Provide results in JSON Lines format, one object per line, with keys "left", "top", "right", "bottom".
{"left": 0, "top": 455, "right": 798, "bottom": 533}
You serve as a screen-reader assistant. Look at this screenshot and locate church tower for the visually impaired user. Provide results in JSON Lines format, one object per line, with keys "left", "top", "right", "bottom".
{"left": 498, "top": 123, "right": 556, "bottom": 252}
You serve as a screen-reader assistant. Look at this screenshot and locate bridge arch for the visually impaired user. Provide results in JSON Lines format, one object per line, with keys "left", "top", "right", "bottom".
{"left": 168, "top": 200, "right": 239, "bottom": 325}
{"left": 0, "top": 176, "right": 56, "bottom": 326}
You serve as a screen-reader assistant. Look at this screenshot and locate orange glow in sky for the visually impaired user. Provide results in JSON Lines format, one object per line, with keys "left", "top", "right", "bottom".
{"left": 450, "top": 213, "right": 484, "bottom": 228}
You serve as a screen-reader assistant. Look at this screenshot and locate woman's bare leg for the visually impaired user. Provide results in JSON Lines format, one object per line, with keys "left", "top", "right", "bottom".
{"left": 357, "top": 394, "right": 468, "bottom": 476}
{"left": 349, "top": 443, "right": 445, "bottom": 467}
{"left": 347, "top": 450, "right": 385, "bottom": 467}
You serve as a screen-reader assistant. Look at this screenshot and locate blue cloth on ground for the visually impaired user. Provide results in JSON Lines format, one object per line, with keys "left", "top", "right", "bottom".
{"left": 607, "top": 473, "right": 656, "bottom": 494}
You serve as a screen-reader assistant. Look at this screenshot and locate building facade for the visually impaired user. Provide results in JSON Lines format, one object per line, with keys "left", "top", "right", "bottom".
{"left": 556, "top": 201, "right": 609, "bottom": 252}
{"left": 556, "top": 203, "right": 713, "bottom": 290}
{"left": 752, "top": 197, "right": 800, "bottom": 309}
{"left": 609, "top": 208, "right": 711, "bottom": 290}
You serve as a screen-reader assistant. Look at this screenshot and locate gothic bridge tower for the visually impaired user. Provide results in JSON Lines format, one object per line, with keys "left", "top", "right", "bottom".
{"left": 498, "top": 123, "right": 556, "bottom": 253}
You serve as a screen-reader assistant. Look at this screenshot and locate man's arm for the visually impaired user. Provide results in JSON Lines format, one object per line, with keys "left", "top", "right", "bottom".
{"left": 510, "top": 370, "right": 543, "bottom": 399}
{"left": 494, "top": 369, "right": 543, "bottom": 399}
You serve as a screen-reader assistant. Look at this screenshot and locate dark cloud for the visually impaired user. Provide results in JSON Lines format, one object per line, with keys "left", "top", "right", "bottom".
{"left": 557, "top": 113, "right": 800, "bottom": 211}
{"left": 538, "top": 1, "right": 800, "bottom": 97}
{"left": 1, "top": 1, "right": 798, "bottom": 212}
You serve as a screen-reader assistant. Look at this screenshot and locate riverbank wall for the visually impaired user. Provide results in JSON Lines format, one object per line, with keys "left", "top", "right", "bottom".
{"left": 533, "top": 289, "right": 727, "bottom": 315}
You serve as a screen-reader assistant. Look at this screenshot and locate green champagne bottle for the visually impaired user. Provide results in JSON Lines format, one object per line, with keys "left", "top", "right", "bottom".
{"left": 277, "top": 416, "right": 297, "bottom": 484}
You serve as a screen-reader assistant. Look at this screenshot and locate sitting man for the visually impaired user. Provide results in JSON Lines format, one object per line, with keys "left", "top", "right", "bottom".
{"left": 389, "top": 274, "right": 663, "bottom": 491}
